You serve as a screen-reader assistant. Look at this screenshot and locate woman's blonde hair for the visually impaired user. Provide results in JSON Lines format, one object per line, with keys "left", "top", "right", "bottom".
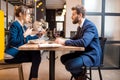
{"left": 14, "top": 6, "right": 28, "bottom": 17}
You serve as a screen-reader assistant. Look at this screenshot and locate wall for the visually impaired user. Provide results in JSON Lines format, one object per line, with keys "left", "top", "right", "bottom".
{"left": 36, "top": 0, "right": 46, "bottom": 21}
{"left": 65, "top": 0, "right": 81, "bottom": 37}
{"left": 46, "top": 9, "right": 56, "bottom": 30}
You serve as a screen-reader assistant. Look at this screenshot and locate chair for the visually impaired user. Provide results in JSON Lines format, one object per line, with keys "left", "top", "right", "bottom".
{"left": 0, "top": 10, "right": 24, "bottom": 80}
{"left": 0, "top": 62, "right": 24, "bottom": 80}
{"left": 70, "top": 37, "right": 107, "bottom": 80}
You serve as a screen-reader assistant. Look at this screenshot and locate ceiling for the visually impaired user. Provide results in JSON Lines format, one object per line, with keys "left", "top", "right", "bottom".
{"left": 46, "top": 0, "right": 66, "bottom": 9}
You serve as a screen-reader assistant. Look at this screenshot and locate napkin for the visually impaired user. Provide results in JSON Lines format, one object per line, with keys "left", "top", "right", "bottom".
{"left": 28, "top": 39, "right": 45, "bottom": 44}
{"left": 38, "top": 43, "right": 62, "bottom": 47}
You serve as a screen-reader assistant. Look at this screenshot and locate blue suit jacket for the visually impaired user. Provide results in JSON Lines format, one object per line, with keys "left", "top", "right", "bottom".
{"left": 65, "top": 19, "right": 102, "bottom": 66}
{"left": 5, "top": 21, "right": 39, "bottom": 56}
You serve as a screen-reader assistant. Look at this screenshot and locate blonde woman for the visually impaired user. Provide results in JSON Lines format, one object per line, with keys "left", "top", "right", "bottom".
{"left": 5, "top": 6, "right": 43, "bottom": 80}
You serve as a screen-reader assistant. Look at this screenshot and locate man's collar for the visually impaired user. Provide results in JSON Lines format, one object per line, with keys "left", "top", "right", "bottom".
{"left": 79, "top": 18, "right": 85, "bottom": 28}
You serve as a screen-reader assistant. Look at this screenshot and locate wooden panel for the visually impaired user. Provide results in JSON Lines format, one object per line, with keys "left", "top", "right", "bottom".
{"left": 0, "top": 10, "right": 5, "bottom": 61}
{"left": 4, "top": 0, "right": 25, "bottom": 5}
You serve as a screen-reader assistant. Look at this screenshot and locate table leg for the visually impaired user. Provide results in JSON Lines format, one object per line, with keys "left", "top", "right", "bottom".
{"left": 49, "top": 51, "right": 55, "bottom": 80}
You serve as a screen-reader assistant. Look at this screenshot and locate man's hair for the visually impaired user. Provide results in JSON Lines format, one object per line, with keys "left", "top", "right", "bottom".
{"left": 71, "top": 5, "right": 86, "bottom": 18}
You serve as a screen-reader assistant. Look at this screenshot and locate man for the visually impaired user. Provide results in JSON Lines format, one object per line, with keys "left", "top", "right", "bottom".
{"left": 55, "top": 5, "right": 101, "bottom": 80}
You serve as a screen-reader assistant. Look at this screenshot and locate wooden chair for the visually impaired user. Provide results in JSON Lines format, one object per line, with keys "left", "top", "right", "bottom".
{"left": 70, "top": 37, "right": 107, "bottom": 80}
{"left": 0, "top": 62, "right": 24, "bottom": 80}
{"left": 0, "top": 10, "right": 24, "bottom": 80}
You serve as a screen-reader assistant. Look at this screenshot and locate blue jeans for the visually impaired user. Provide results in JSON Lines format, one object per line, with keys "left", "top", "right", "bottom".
{"left": 61, "top": 52, "right": 84, "bottom": 78}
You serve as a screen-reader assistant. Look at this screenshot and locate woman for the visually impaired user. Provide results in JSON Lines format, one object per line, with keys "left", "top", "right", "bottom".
{"left": 5, "top": 6, "right": 43, "bottom": 80}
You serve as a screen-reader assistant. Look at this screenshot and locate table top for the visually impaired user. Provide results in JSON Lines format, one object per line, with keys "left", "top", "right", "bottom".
{"left": 19, "top": 43, "right": 85, "bottom": 51}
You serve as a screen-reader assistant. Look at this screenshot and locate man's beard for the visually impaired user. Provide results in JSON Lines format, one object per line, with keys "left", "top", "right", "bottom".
{"left": 72, "top": 17, "right": 79, "bottom": 24}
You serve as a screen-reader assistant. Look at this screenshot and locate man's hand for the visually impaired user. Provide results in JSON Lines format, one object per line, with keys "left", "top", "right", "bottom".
{"left": 55, "top": 37, "right": 66, "bottom": 45}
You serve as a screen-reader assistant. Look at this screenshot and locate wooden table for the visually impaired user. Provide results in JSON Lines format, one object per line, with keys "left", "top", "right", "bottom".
{"left": 19, "top": 43, "right": 85, "bottom": 80}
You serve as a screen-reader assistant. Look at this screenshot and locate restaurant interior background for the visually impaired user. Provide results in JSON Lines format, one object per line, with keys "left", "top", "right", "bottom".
{"left": 0, "top": 0, "right": 120, "bottom": 69}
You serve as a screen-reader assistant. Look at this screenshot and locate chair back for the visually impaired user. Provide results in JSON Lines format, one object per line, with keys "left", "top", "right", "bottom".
{"left": 0, "top": 10, "right": 5, "bottom": 61}
{"left": 99, "top": 37, "right": 107, "bottom": 65}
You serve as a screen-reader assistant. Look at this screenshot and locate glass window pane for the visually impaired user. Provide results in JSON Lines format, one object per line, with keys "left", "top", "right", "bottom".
{"left": 56, "top": 16, "right": 64, "bottom": 21}
{"left": 105, "top": 16, "right": 120, "bottom": 41}
{"left": 86, "top": 16, "right": 101, "bottom": 36}
{"left": 56, "top": 22, "right": 63, "bottom": 31}
{"left": 4, "top": 18, "right": 6, "bottom": 29}
{"left": 84, "top": 0, "right": 102, "bottom": 12}
{"left": 104, "top": 44, "right": 120, "bottom": 68}
{"left": 105, "top": 0, "right": 120, "bottom": 13}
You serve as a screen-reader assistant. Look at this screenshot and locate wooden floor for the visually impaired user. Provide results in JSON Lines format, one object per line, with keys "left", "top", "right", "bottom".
{"left": 0, "top": 51, "right": 120, "bottom": 80}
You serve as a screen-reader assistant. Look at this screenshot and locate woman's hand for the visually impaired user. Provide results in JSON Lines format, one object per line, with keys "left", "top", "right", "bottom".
{"left": 37, "top": 29, "right": 47, "bottom": 37}
{"left": 40, "top": 29, "right": 46, "bottom": 35}
{"left": 23, "top": 28, "right": 33, "bottom": 38}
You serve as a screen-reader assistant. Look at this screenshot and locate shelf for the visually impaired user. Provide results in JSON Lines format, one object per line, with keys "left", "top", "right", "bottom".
{"left": 26, "top": 4, "right": 34, "bottom": 8}
{"left": 4, "top": 0, "right": 35, "bottom": 8}
{"left": 4, "top": 0, "right": 25, "bottom": 6}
